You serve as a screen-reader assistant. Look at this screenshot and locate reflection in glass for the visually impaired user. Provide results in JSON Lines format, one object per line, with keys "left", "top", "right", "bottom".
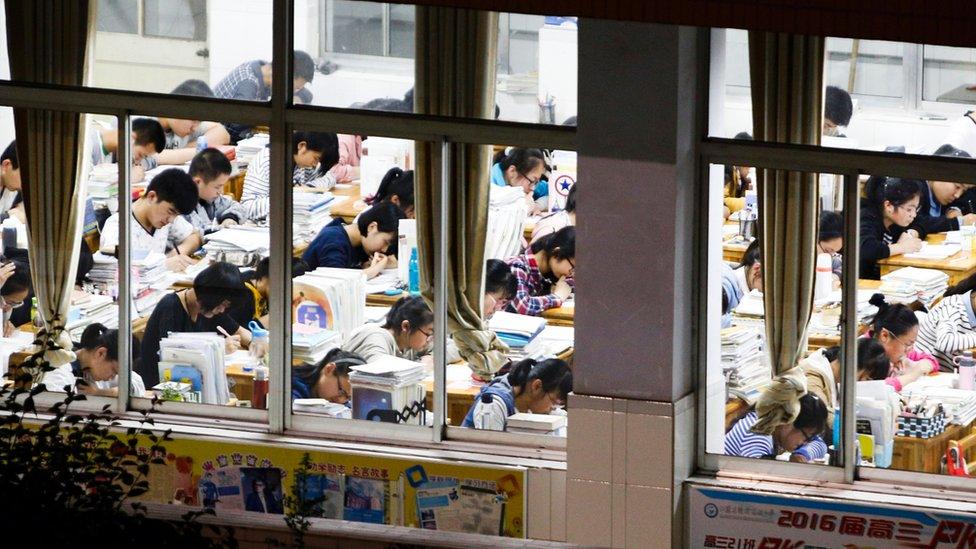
{"left": 96, "top": 0, "right": 138, "bottom": 34}
{"left": 145, "top": 0, "right": 207, "bottom": 41}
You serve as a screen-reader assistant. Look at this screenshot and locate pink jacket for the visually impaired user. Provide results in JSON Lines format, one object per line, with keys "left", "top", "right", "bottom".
{"left": 329, "top": 134, "right": 363, "bottom": 184}
{"left": 860, "top": 331, "right": 939, "bottom": 392}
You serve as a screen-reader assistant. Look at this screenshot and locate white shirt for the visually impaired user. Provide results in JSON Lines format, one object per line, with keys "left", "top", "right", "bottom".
{"left": 40, "top": 363, "right": 76, "bottom": 392}
{"left": 732, "top": 265, "right": 750, "bottom": 298}
{"left": 944, "top": 115, "right": 976, "bottom": 157}
{"left": 101, "top": 211, "right": 193, "bottom": 256}
{"left": 94, "top": 371, "right": 147, "bottom": 397}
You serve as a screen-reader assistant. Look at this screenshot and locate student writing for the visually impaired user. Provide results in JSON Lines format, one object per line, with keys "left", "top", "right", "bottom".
{"left": 139, "top": 262, "right": 252, "bottom": 388}
{"left": 88, "top": 117, "right": 165, "bottom": 182}
{"left": 490, "top": 147, "right": 548, "bottom": 215}
{"left": 291, "top": 348, "right": 366, "bottom": 404}
{"left": 505, "top": 225, "right": 575, "bottom": 316}
{"left": 155, "top": 80, "right": 231, "bottom": 166}
{"left": 914, "top": 273, "right": 976, "bottom": 371}
{"left": 483, "top": 258, "right": 517, "bottom": 319}
{"left": 99, "top": 168, "right": 201, "bottom": 272}
{"left": 342, "top": 295, "right": 432, "bottom": 363}
{"left": 798, "top": 339, "right": 892, "bottom": 430}
{"left": 858, "top": 176, "right": 924, "bottom": 280}
{"left": 69, "top": 323, "right": 145, "bottom": 398}
{"left": 302, "top": 201, "right": 405, "bottom": 279}
{"left": 172, "top": 148, "right": 244, "bottom": 237}
{"left": 240, "top": 131, "right": 340, "bottom": 221}
{"left": 865, "top": 294, "right": 939, "bottom": 392}
{"left": 461, "top": 358, "right": 572, "bottom": 431}
{"left": 901, "top": 146, "right": 976, "bottom": 233}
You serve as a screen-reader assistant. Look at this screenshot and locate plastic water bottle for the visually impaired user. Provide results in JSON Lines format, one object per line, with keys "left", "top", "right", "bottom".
{"left": 408, "top": 247, "right": 420, "bottom": 295}
{"left": 248, "top": 321, "right": 269, "bottom": 365}
{"left": 955, "top": 351, "right": 976, "bottom": 391}
{"left": 196, "top": 135, "right": 208, "bottom": 153}
{"left": 814, "top": 252, "right": 833, "bottom": 302}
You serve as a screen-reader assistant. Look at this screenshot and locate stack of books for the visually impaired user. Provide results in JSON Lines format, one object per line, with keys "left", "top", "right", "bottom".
{"left": 66, "top": 292, "right": 117, "bottom": 341}
{"left": 293, "top": 190, "right": 336, "bottom": 239}
{"left": 506, "top": 412, "right": 567, "bottom": 435}
{"left": 203, "top": 226, "right": 270, "bottom": 267}
{"left": 235, "top": 134, "right": 270, "bottom": 166}
{"left": 487, "top": 311, "right": 547, "bottom": 349}
{"left": 88, "top": 163, "right": 119, "bottom": 204}
{"left": 88, "top": 252, "right": 118, "bottom": 293}
{"left": 292, "top": 323, "right": 341, "bottom": 364}
{"left": 730, "top": 289, "right": 765, "bottom": 329}
{"left": 721, "top": 325, "right": 769, "bottom": 404}
{"left": 292, "top": 268, "right": 365, "bottom": 341}
{"left": 349, "top": 356, "right": 427, "bottom": 425}
{"left": 131, "top": 252, "right": 169, "bottom": 316}
{"left": 880, "top": 267, "right": 948, "bottom": 307}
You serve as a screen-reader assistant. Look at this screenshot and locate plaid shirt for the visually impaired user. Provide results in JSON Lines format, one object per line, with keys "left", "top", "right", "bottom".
{"left": 214, "top": 60, "right": 270, "bottom": 101}
{"left": 504, "top": 254, "right": 562, "bottom": 316}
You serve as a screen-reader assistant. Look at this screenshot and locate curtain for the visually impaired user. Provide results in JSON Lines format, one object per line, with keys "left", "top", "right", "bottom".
{"left": 5, "top": 1, "right": 92, "bottom": 368}
{"left": 415, "top": 7, "right": 508, "bottom": 380}
{"left": 748, "top": 32, "right": 823, "bottom": 374}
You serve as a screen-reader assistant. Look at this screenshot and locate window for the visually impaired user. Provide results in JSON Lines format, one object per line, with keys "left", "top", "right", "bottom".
{"left": 96, "top": 0, "right": 207, "bottom": 41}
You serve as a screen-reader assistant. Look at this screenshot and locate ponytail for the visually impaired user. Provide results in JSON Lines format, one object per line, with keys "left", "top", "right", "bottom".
{"left": 506, "top": 358, "right": 573, "bottom": 401}
{"left": 382, "top": 295, "right": 433, "bottom": 332}
{"left": 868, "top": 293, "right": 918, "bottom": 338}
{"left": 369, "top": 167, "right": 414, "bottom": 210}
{"left": 944, "top": 272, "right": 976, "bottom": 298}
{"left": 865, "top": 176, "right": 921, "bottom": 211}
{"left": 529, "top": 226, "right": 575, "bottom": 260}
{"left": 79, "top": 322, "right": 140, "bottom": 362}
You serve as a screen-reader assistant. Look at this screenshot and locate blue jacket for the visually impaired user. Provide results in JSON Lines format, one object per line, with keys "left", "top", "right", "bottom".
{"left": 302, "top": 218, "right": 368, "bottom": 270}
{"left": 720, "top": 262, "right": 744, "bottom": 328}
{"left": 490, "top": 162, "right": 549, "bottom": 201}
{"left": 461, "top": 375, "right": 517, "bottom": 428}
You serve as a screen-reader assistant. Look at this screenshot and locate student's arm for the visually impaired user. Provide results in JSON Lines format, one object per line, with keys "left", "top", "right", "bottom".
{"left": 167, "top": 216, "right": 200, "bottom": 256}
{"left": 914, "top": 211, "right": 958, "bottom": 234}
{"left": 294, "top": 167, "right": 336, "bottom": 190}
{"left": 156, "top": 148, "right": 198, "bottom": 166}
{"left": 176, "top": 231, "right": 203, "bottom": 257}
{"left": 933, "top": 304, "right": 976, "bottom": 355}
{"left": 240, "top": 150, "right": 271, "bottom": 221}
{"left": 232, "top": 80, "right": 262, "bottom": 101}
{"left": 508, "top": 264, "right": 562, "bottom": 316}
{"left": 8, "top": 203, "right": 25, "bottom": 224}
{"left": 791, "top": 436, "right": 829, "bottom": 462}
{"left": 200, "top": 122, "right": 231, "bottom": 146}
{"left": 213, "top": 195, "right": 245, "bottom": 226}
{"left": 99, "top": 214, "right": 120, "bottom": 255}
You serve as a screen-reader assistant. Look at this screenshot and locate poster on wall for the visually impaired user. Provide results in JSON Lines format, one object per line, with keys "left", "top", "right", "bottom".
{"left": 122, "top": 434, "right": 527, "bottom": 538}
{"left": 688, "top": 483, "right": 976, "bottom": 548}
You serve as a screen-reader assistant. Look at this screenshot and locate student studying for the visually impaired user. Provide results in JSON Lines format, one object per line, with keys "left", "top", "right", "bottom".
{"left": 342, "top": 295, "right": 432, "bottom": 362}
{"left": 0, "top": 260, "right": 28, "bottom": 337}
{"left": 366, "top": 167, "right": 415, "bottom": 218}
{"left": 139, "top": 261, "right": 252, "bottom": 388}
{"left": 240, "top": 131, "right": 340, "bottom": 221}
{"left": 858, "top": 176, "right": 924, "bottom": 280}
{"left": 155, "top": 80, "right": 231, "bottom": 166}
{"left": 329, "top": 134, "right": 363, "bottom": 184}
{"left": 291, "top": 348, "right": 367, "bottom": 404}
{"left": 720, "top": 238, "right": 761, "bottom": 327}
{"left": 865, "top": 294, "right": 940, "bottom": 392}
{"left": 99, "top": 168, "right": 201, "bottom": 272}
{"left": 823, "top": 85, "right": 854, "bottom": 138}
{"left": 798, "top": 339, "right": 893, "bottom": 428}
{"left": 301, "top": 201, "right": 405, "bottom": 278}
{"left": 504, "top": 225, "right": 575, "bottom": 316}
{"left": 88, "top": 117, "right": 165, "bottom": 182}
{"left": 483, "top": 259, "right": 518, "bottom": 319}
{"left": 818, "top": 210, "right": 843, "bottom": 286}
{"left": 174, "top": 148, "right": 244, "bottom": 235}
{"left": 915, "top": 273, "right": 976, "bottom": 371}
{"left": 490, "top": 147, "right": 548, "bottom": 215}
{"left": 0, "top": 141, "right": 23, "bottom": 223}
{"left": 70, "top": 323, "right": 145, "bottom": 397}
{"left": 903, "top": 145, "right": 976, "bottom": 233}
{"left": 461, "top": 357, "right": 572, "bottom": 431}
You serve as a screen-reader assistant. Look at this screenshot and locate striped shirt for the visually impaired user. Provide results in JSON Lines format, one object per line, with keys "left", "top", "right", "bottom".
{"left": 725, "top": 411, "right": 829, "bottom": 461}
{"left": 915, "top": 291, "right": 976, "bottom": 371}
{"left": 503, "top": 253, "right": 563, "bottom": 316}
{"left": 240, "top": 147, "right": 336, "bottom": 221}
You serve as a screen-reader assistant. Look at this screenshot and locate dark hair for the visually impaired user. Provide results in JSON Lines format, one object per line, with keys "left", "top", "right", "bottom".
{"left": 821, "top": 339, "right": 890, "bottom": 381}
{"left": 189, "top": 148, "right": 232, "bottom": 183}
{"left": 356, "top": 200, "right": 404, "bottom": 236}
{"left": 506, "top": 358, "right": 573, "bottom": 402}
{"left": 825, "top": 86, "right": 853, "bottom": 127}
{"left": 1, "top": 260, "right": 30, "bottom": 296}
{"left": 131, "top": 117, "right": 166, "bottom": 155}
{"left": 819, "top": 210, "right": 843, "bottom": 242}
{"left": 529, "top": 225, "right": 575, "bottom": 260}
{"left": 193, "top": 261, "right": 246, "bottom": 313}
{"left": 868, "top": 293, "right": 918, "bottom": 338}
{"left": 933, "top": 143, "right": 972, "bottom": 159}
{"left": 370, "top": 167, "right": 414, "bottom": 210}
{"left": 792, "top": 393, "right": 828, "bottom": 435}
{"left": 740, "top": 238, "right": 761, "bottom": 269}
{"left": 945, "top": 271, "right": 976, "bottom": 298}
{"left": 864, "top": 176, "right": 921, "bottom": 211}
{"left": 485, "top": 259, "right": 517, "bottom": 301}
{"left": 721, "top": 288, "right": 729, "bottom": 316}
{"left": 563, "top": 183, "right": 577, "bottom": 213}
{"left": 361, "top": 97, "right": 412, "bottom": 113}
{"left": 382, "top": 295, "right": 433, "bottom": 333}
{"left": 293, "top": 50, "right": 315, "bottom": 82}
{"left": 79, "top": 322, "right": 140, "bottom": 363}
{"left": 292, "top": 131, "right": 339, "bottom": 175}
{"left": 146, "top": 168, "right": 198, "bottom": 215}
{"left": 1, "top": 140, "right": 17, "bottom": 169}
{"left": 170, "top": 79, "right": 214, "bottom": 97}
{"left": 402, "top": 88, "right": 414, "bottom": 110}
{"left": 493, "top": 148, "right": 546, "bottom": 178}
{"left": 292, "top": 348, "right": 366, "bottom": 396}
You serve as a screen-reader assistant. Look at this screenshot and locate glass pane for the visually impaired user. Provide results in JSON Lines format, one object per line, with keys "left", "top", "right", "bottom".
{"left": 388, "top": 4, "right": 415, "bottom": 59}
{"left": 96, "top": 0, "right": 138, "bottom": 34}
{"left": 708, "top": 162, "right": 844, "bottom": 467}
{"left": 825, "top": 38, "right": 904, "bottom": 103}
{"left": 144, "top": 0, "right": 207, "bottom": 41}
{"left": 330, "top": 0, "right": 384, "bottom": 56}
{"left": 289, "top": 130, "right": 437, "bottom": 428}
{"left": 458, "top": 144, "right": 576, "bottom": 433}
{"left": 922, "top": 45, "right": 976, "bottom": 105}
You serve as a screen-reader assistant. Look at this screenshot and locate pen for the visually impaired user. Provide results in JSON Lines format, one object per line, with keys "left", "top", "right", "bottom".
{"left": 216, "top": 325, "right": 232, "bottom": 338}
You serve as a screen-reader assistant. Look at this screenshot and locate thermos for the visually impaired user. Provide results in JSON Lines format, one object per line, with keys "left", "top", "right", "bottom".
{"left": 954, "top": 351, "right": 975, "bottom": 391}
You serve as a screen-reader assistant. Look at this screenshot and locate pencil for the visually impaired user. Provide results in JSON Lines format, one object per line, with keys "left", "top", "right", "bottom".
{"left": 216, "top": 325, "right": 232, "bottom": 338}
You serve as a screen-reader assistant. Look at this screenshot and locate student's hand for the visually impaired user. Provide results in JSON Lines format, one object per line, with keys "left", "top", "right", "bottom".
{"left": 364, "top": 252, "right": 390, "bottom": 279}
{"left": 789, "top": 453, "right": 810, "bottom": 463}
{"left": 165, "top": 255, "right": 195, "bottom": 272}
{"left": 895, "top": 231, "right": 922, "bottom": 254}
{"left": 220, "top": 218, "right": 239, "bottom": 228}
{"left": 553, "top": 277, "right": 573, "bottom": 300}
{"left": 130, "top": 165, "right": 146, "bottom": 183}
{"left": 224, "top": 334, "right": 242, "bottom": 354}
{"left": 3, "top": 320, "right": 14, "bottom": 337}
{"left": 0, "top": 262, "right": 17, "bottom": 288}
{"left": 962, "top": 213, "right": 976, "bottom": 226}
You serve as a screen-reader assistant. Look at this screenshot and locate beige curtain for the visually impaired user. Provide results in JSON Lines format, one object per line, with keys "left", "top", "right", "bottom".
{"left": 748, "top": 32, "right": 823, "bottom": 374}
{"left": 5, "top": 1, "right": 92, "bottom": 367}
{"left": 415, "top": 7, "right": 508, "bottom": 380}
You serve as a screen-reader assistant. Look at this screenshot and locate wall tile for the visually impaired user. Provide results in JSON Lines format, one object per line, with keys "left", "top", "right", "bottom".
{"left": 527, "top": 468, "right": 552, "bottom": 540}
{"left": 612, "top": 411, "right": 628, "bottom": 485}
{"left": 611, "top": 483, "right": 627, "bottom": 548}
{"left": 566, "top": 479, "right": 612, "bottom": 547}
{"left": 550, "top": 469, "right": 568, "bottom": 542}
{"left": 569, "top": 393, "right": 614, "bottom": 412}
{"left": 626, "top": 486, "right": 672, "bottom": 549}
{"left": 626, "top": 413, "right": 673, "bottom": 488}
{"left": 568, "top": 408, "right": 613, "bottom": 482}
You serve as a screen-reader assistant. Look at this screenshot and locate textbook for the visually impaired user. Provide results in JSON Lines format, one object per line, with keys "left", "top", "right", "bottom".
{"left": 506, "top": 412, "right": 567, "bottom": 432}
{"left": 292, "top": 267, "right": 366, "bottom": 341}
{"left": 292, "top": 323, "right": 340, "bottom": 364}
{"left": 487, "top": 311, "right": 547, "bottom": 349}
{"left": 293, "top": 190, "right": 336, "bottom": 239}
{"left": 157, "top": 332, "right": 228, "bottom": 405}
{"left": 880, "top": 266, "right": 948, "bottom": 307}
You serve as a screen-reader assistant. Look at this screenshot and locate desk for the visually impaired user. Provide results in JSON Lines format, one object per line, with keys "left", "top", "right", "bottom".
{"left": 890, "top": 419, "right": 976, "bottom": 474}
{"left": 879, "top": 232, "right": 976, "bottom": 286}
{"left": 806, "top": 279, "right": 881, "bottom": 350}
{"left": 366, "top": 292, "right": 575, "bottom": 327}
{"left": 330, "top": 196, "right": 366, "bottom": 224}
{"left": 723, "top": 240, "right": 748, "bottom": 265}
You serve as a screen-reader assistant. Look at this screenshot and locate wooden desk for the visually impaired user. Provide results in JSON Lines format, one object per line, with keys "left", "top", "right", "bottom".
{"left": 890, "top": 419, "right": 976, "bottom": 474}
{"left": 723, "top": 239, "right": 749, "bottom": 265}
{"left": 366, "top": 292, "right": 575, "bottom": 327}
{"left": 806, "top": 279, "right": 881, "bottom": 350}
{"left": 879, "top": 232, "right": 976, "bottom": 286}
{"left": 330, "top": 196, "right": 366, "bottom": 224}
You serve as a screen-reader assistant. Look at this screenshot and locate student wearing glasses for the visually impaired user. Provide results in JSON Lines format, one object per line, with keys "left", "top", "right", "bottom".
{"left": 291, "top": 348, "right": 365, "bottom": 405}
{"left": 483, "top": 259, "right": 517, "bottom": 319}
{"left": 865, "top": 294, "right": 939, "bottom": 392}
{"left": 818, "top": 211, "right": 844, "bottom": 287}
{"left": 0, "top": 260, "right": 29, "bottom": 337}
{"left": 490, "top": 147, "right": 547, "bottom": 215}
{"left": 504, "top": 226, "right": 575, "bottom": 316}
{"left": 462, "top": 357, "right": 573, "bottom": 431}
{"left": 725, "top": 368, "right": 829, "bottom": 463}
{"left": 342, "top": 296, "right": 433, "bottom": 362}
{"left": 858, "top": 176, "right": 925, "bottom": 280}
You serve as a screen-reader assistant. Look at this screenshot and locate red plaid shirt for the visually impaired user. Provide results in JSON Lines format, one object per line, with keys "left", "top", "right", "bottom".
{"left": 504, "top": 254, "right": 562, "bottom": 316}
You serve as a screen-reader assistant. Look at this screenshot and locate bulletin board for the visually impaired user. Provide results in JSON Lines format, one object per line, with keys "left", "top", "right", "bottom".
{"left": 130, "top": 434, "right": 527, "bottom": 538}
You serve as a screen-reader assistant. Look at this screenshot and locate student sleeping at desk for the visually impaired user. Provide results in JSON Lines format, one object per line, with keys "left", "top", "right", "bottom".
{"left": 139, "top": 262, "right": 252, "bottom": 388}
{"left": 291, "top": 348, "right": 366, "bottom": 407}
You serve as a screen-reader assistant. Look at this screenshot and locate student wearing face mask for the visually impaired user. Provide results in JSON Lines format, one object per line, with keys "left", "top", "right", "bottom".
{"left": 859, "top": 176, "right": 925, "bottom": 280}
{"left": 864, "top": 294, "right": 939, "bottom": 392}
{"left": 301, "top": 201, "right": 405, "bottom": 279}
{"left": 504, "top": 226, "right": 575, "bottom": 316}
{"left": 461, "top": 358, "right": 573, "bottom": 431}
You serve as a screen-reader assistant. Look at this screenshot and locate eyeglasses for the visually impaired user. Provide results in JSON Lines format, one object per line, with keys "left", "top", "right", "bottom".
{"left": 897, "top": 204, "right": 921, "bottom": 214}
{"left": 884, "top": 328, "right": 915, "bottom": 349}
{"left": 518, "top": 170, "right": 540, "bottom": 188}
{"left": 545, "top": 391, "right": 565, "bottom": 408}
{"left": 418, "top": 327, "right": 434, "bottom": 341}
{"left": 0, "top": 295, "right": 24, "bottom": 310}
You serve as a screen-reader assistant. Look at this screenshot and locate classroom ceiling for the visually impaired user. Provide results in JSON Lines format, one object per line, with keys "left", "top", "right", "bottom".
{"left": 393, "top": 0, "right": 976, "bottom": 49}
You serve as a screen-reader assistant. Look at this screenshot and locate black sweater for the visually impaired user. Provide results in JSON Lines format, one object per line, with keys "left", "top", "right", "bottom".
{"left": 858, "top": 199, "right": 926, "bottom": 280}
{"left": 911, "top": 179, "right": 961, "bottom": 234}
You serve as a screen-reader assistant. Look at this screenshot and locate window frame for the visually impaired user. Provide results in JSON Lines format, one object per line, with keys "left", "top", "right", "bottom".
{"left": 0, "top": 0, "right": 577, "bottom": 454}
{"left": 96, "top": 0, "right": 208, "bottom": 43}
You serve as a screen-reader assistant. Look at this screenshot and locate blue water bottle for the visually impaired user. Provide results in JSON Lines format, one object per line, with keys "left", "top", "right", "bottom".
{"left": 408, "top": 248, "right": 420, "bottom": 295}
